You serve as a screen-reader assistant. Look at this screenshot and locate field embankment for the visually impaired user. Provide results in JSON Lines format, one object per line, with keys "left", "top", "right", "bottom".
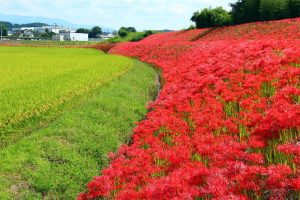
{"left": 81, "top": 18, "right": 300, "bottom": 199}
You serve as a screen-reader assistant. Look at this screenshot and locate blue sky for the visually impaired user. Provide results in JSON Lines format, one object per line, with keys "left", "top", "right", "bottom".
{"left": 0, "top": 0, "right": 236, "bottom": 30}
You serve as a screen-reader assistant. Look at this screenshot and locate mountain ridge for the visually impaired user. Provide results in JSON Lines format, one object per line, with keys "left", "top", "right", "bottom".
{"left": 0, "top": 13, "right": 114, "bottom": 32}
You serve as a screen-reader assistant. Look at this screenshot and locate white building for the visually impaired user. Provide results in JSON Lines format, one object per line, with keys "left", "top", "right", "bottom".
{"left": 7, "top": 31, "right": 13, "bottom": 36}
{"left": 44, "top": 26, "right": 75, "bottom": 34}
{"left": 53, "top": 32, "right": 88, "bottom": 41}
{"left": 21, "top": 30, "right": 34, "bottom": 38}
{"left": 34, "top": 27, "right": 46, "bottom": 33}
{"left": 52, "top": 34, "right": 64, "bottom": 41}
{"left": 12, "top": 26, "right": 76, "bottom": 35}
{"left": 12, "top": 27, "right": 35, "bottom": 34}
{"left": 100, "top": 33, "right": 114, "bottom": 40}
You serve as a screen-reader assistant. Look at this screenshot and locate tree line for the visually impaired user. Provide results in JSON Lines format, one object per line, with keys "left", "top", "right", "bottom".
{"left": 191, "top": 0, "right": 300, "bottom": 28}
{"left": 0, "top": 21, "right": 49, "bottom": 37}
{"left": 0, "top": 21, "right": 49, "bottom": 30}
{"left": 76, "top": 26, "right": 102, "bottom": 38}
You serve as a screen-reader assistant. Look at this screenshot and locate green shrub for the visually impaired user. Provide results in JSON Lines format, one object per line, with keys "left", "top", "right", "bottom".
{"left": 107, "top": 30, "right": 155, "bottom": 43}
{"left": 191, "top": 7, "right": 232, "bottom": 28}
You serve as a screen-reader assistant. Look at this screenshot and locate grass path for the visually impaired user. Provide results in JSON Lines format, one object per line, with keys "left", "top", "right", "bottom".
{"left": 0, "top": 60, "right": 158, "bottom": 199}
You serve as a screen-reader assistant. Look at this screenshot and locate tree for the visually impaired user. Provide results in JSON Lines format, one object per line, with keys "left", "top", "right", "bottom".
{"left": 204, "top": 0, "right": 299, "bottom": 27}
{"left": 191, "top": 7, "right": 232, "bottom": 28}
{"left": 0, "top": 24, "right": 8, "bottom": 36}
{"left": 288, "top": 0, "right": 300, "bottom": 17}
{"left": 230, "top": 1, "right": 243, "bottom": 24}
{"left": 143, "top": 30, "right": 153, "bottom": 37}
{"left": 32, "top": 30, "right": 41, "bottom": 37}
{"left": 126, "top": 27, "right": 136, "bottom": 32}
{"left": 89, "top": 26, "right": 102, "bottom": 38}
{"left": 41, "top": 30, "right": 55, "bottom": 38}
{"left": 259, "top": 0, "right": 290, "bottom": 20}
{"left": 230, "top": 0, "right": 261, "bottom": 24}
{"left": 0, "top": 21, "right": 13, "bottom": 30}
{"left": 118, "top": 27, "right": 137, "bottom": 38}
{"left": 118, "top": 27, "right": 128, "bottom": 37}
{"left": 76, "top": 28, "right": 90, "bottom": 34}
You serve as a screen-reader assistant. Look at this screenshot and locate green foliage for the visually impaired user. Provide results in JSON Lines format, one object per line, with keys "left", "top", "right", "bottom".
{"left": 119, "top": 27, "right": 137, "bottom": 33}
{"left": 230, "top": 0, "right": 261, "bottom": 24}
{"left": 252, "top": 129, "right": 300, "bottom": 170}
{"left": 259, "top": 0, "right": 290, "bottom": 20}
{"left": 0, "top": 59, "right": 158, "bottom": 199}
{"left": 223, "top": 101, "right": 240, "bottom": 118}
{"left": 39, "top": 29, "right": 56, "bottom": 39}
{"left": 118, "top": 27, "right": 137, "bottom": 38}
{"left": 192, "top": 0, "right": 300, "bottom": 28}
{"left": 108, "top": 30, "right": 155, "bottom": 42}
{"left": 15, "top": 22, "right": 49, "bottom": 28}
{"left": 261, "top": 81, "right": 276, "bottom": 98}
{"left": 0, "top": 21, "right": 13, "bottom": 31}
{"left": 126, "top": 27, "right": 137, "bottom": 32}
{"left": 130, "top": 32, "right": 145, "bottom": 41}
{"left": 230, "top": 0, "right": 300, "bottom": 25}
{"left": 130, "top": 31, "right": 153, "bottom": 42}
{"left": 0, "top": 23, "right": 8, "bottom": 36}
{"left": 289, "top": 0, "right": 300, "bottom": 17}
{"left": 89, "top": 26, "right": 102, "bottom": 38}
{"left": 0, "top": 22, "right": 49, "bottom": 30}
{"left": 143, "top": 30, "right": 153, "bottom": 37}
{"left": 118, "top": 28, "right": 128, "bottom": 38}
{"left": 76, "top": 28, "right": 90, "bottom": 34}
{"left": 191, "top": 153, "right": 210, "bottom": 167}
{"left": 191, "top": 7, "right": 232, "bottom": 28}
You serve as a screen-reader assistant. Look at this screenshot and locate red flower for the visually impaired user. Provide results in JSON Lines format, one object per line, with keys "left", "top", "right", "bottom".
{"left": 81, "top": 17, "right": 300, "bottom": 199}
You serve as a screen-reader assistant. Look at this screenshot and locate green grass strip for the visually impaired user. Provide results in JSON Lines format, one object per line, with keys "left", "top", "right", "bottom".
{"left": 0, "top": 60, "right": 158, "bottom": 199}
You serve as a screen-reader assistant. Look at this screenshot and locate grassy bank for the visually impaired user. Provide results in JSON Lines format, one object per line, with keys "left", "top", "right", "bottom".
{"left": 0, "top": 60, "right": 158, "bottom": 199}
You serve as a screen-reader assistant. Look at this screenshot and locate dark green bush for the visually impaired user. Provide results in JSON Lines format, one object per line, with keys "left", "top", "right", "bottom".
{"left": 192, "top": 0, "right": 300, "bottom": 28}
{"left": 191, "top": 7, "right": 232, "bottom": 28}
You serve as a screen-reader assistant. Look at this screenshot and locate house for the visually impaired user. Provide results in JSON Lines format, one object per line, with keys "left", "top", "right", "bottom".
{"left": 34, "top": 27, "right": 47, "bottom": 34}
{"left": 21, "top": 30, "right": 34, "bottom": 38}
{"left": 52, "top": 32, "right": 88, "bottom": 41}
{"left": 12, "top": 26, "right": 76, "bottom": 35}
{"left": 100, "top": 33, "right": 114, "bottom": 40}
{"left": 44, "top": 26, "right": 75, "bottom": 34}
{"left": 52, "top": 34, "right": 64, "bottom": 41}
{"left": 7, "top": 31, "right": 13, "bottom": 36}
{"left": 12, "top": 28, "right": 27, "bottom": 35}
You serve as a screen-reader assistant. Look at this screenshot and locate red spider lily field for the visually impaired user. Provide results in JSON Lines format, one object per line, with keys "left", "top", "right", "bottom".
{"left": 80, "top": 18, "right": 300, "bottom": 200}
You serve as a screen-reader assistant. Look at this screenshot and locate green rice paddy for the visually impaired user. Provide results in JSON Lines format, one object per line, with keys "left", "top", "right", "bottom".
{"left": 0, "top": 46, "right": 158, "bottom": 199}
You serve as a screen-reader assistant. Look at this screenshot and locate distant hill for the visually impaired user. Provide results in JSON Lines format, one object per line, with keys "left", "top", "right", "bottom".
{"left": 0, "top": 13, "right": 81, "bottom": 28}
{"left": 0, "top": 21, "right": 49, "bottom": 30}
{"left": 0, "top": 13, "right": 115, "bottom": 32}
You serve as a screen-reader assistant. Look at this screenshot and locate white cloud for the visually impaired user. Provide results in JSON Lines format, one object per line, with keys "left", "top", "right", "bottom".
{"left": 168, "top": 3, "right": 187, "bottom": 15}
{"left": 0, "top": 0, "right": 236, "bottom": 30}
